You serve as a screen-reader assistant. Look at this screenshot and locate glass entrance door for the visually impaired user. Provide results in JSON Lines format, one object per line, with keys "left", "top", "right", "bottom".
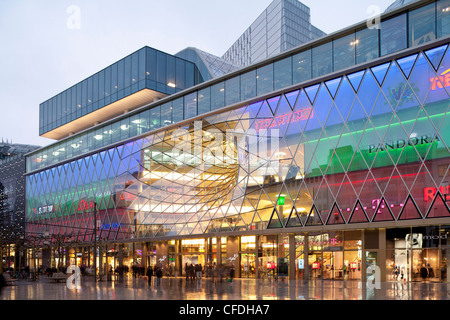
{"left": 240, "top": 253, "right": 256, "bottom": 278}
{"left": 322, "top": 251, "right": 344, "bottom": 279}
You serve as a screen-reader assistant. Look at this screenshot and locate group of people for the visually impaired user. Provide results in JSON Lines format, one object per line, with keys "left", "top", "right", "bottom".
{"left": 145, "top": 265, "right": 164, "bottom": 286}
{"left": 184, "top": 263, "right": 203, "bottom": 280}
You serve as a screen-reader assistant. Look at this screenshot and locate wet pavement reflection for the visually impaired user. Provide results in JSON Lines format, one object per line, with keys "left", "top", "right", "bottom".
{"left": 1, "top": 276, "right": 450, "bottom": 300}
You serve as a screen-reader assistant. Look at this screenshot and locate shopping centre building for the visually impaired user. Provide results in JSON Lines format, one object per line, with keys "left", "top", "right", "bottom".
{"left": 24, "top": 0, "right": 450, "bottom": 282}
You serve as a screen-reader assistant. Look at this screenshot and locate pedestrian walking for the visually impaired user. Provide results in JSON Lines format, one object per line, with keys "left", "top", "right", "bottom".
{"left": 146, "top": 266, "right": 153, "bottom": 286}
{"left": 195, "top": 264, "right": 203, "bottom": 280}
{"left": 155, "top": 267, "right": 163, "bottom": 286}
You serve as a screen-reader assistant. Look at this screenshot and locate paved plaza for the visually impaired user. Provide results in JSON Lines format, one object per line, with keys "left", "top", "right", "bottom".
{"left": 1, "top": 275, "right": 449, "bottom": 300}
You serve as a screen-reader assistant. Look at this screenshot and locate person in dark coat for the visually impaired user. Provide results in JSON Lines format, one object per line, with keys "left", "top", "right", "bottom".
{"left": 146, "top": 266, "right": 153, "bottom": 286}
{"left": 420, "top": 264, "right": 429, "bottom": 281}
{"left": 155, "top": 267, "right": 163, "bottom": 286}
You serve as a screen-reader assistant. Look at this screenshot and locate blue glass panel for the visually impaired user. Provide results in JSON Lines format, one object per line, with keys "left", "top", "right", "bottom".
{"left": 157, "top": 51, "right": 167, "bottom": 86}
{"left": 293, "top": 50, "right": 311, "bottom": 84}
{"left": 347, "top": 70, "right": 365, "bottom": 92}
{"left": 166, "top": 55, "right": 176, "bottom": 95}
{"left": 240, "top": 70, "right": 256, "bottom": 101}
{"left": 381, "top": 62, "right": 407, "bottom": 112}
{"left": 150, "top": 106, "right": 161, "bottom": 131}
{"left": 131, "top": 52, "right": 139, "bottom": 85}
{"left": 371, "top": 62, "right": 390, "bottom": 86}
{"left": 312, "top": 42, "right": 332, "bottom": 78}
{"left": 355, "top": 28, "right": 379, "bottom": 64}
{"left": 211, "top": 82, "right": 225, "bottom": 110}
{"left": 333, "top": 33, "right": 356, "bottom": 71}
{"left": 257, "top": 64, "right": 274, "bottom": 96}
{"left": 172, "top": 98, "right": 184, "bottom": 123}
{"left": 334, "top": 77, "right": 356, "bottom": 122}
{"left": 184, "top": 92, "right": 198, "bottom": 119}
{"left": 225, "top": 77, "right": 240, "bottom": 106}
{"left": 176, "top": 59, "right": 185, "bottom": 90}
{"left": 380, "top": 14, "right": 407, "bottom": 56}
{"left": 267, "top": 96, "right": 280, "bottom": 114}
{"left": 161, "top": 102, "right": 173, "bottom": 127}
{"left": 408, "top": 52, "right": 436, "bottom": 104}
{"left": 396, "top": 54, "right": 418, "bottom": 79}
{"left": 198, "top": 88, "right": 211, "bottom": 114}
{"left": 284, "top": 90, "right": 299, "bottom": 109}
{"left": 274, "top": 56, "right": 292, "bottom": 90}
{"left": 312, "top": 84, "right": 333, "bottom": 126}
{"left": 304, "top": 84, "right": 320, "bottom": 104}
{"left": 325, "top": 77, "right": 342, "bottom": 99}
{"left": 124, "top": 56, "right": 132, "bottom": 89}
{"left": 437, "top": 0, "right": 450, "bottom": 38}
{"left": 358, "top": 70, "right": 380, "bottom": 116}
{"left": 185, "top": 63, "right": 195, "bottom": 88}
{"left": 424, "top": 44, "right": 448, "bottom": 70}
{"left": 408, "top": 3, "right": 436, "bottom": 46}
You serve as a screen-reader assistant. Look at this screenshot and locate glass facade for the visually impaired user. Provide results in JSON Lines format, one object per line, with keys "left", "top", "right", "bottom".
{"left": 27, "top": 41, "right": 450, "bottom": 241}
{"left": 28, "top": 0, "right": 450, "bottom": 173}
{"left": 24, "top": 0, "right": 450, "bottom": 281}
{"left": 39, "top": 47, "right": 203, "bottom": 137}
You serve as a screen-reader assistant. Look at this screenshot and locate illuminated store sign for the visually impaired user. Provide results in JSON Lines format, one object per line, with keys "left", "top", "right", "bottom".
{"left": 424, "top": 186, "right": 450, "bottom": 201}
{"left": 255, "top": 108, "right": 312, "bottom": 132}
{"left": 368, "top": 134, "right": 440, "bottom": 154}
{"left": 33, "top": 204, "right": 55, "bottom": 215}
{"left": 430, "top": 68, "right": 450, "bottom": 90}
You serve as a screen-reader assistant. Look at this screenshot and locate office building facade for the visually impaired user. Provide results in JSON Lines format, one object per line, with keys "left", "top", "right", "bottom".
{"left": 0, "top": 142, "right": 39, "bottom": 271}
{"left": 25, "top": 0, "right": 450, "bottom": 282}
{"left": 222, "top": 0, "right": 326, "bottom": 67}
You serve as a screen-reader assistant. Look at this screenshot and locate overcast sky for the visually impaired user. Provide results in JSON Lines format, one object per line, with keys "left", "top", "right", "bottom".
{"left": 0, "top": 0, "right": 394, "bottom": 147}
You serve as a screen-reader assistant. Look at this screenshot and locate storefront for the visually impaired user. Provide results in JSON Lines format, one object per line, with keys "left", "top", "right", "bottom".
{"left": 386, "top": 226, "right": 449, "bottom": 282}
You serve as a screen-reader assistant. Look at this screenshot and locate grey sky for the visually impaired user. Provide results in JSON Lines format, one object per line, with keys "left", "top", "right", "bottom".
{"left": 0, "top": 0, "right": 393, "bottom": 147}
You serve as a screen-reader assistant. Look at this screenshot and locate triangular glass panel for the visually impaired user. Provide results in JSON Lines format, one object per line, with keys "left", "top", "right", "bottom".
{"left": 372, "top": 198, "right": 395, "bottom": 222}
{"left": 267, "top": 96, "right": 281, "bottom": 114}
{"left": 297, "top": 207, "right": 309, "bottom": 226}
{"left": 305, "top": 205, "right": 323, "bottom": 226}
{"left": 349, "top": 200, "right": 369, "bottom": 223}
{"left": 255, "top": 101, "right": 273, "bottom": 119}
{"left": 424, "top": 44, "right": 448, "bottom": 71}
{"left": 286, "top": 207, "right": 302, "bottom": 227}
{"left": 397, "top": 54, "right": 418, "bottom": 79}
{"left": 398, "top": 195, "right": 422, "bottom": 220}
{"left": 304, "top": 83, "right": 320, "bottom": 104}
{"left": 426, "top": 191, "right": 450, "bottom": 218}
{"left": 371, "top": 62, "right": 390, "bottom": 86}
{"left": 285, "top": 90, "right": 299, "bottom": 109}
{"left": 347, "top": 70, "right": 365, "bottom": 93}
{"left": 326, "top": 202, "right": 345, "bottom": 225}
{"left": 325, "top": 77, "right": 342, "bottom": 99}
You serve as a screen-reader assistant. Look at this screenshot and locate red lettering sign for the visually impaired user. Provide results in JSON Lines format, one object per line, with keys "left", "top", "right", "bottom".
{"left": 255, "top": 108, "right": 312, "bottom": 132}
{"left": 424, "top": 186, "right": 450, "bottom": 201}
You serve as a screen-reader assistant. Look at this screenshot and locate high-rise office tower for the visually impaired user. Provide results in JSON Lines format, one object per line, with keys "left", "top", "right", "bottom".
{"left": 222, "top": 0, "right": 326, "bottom": 67}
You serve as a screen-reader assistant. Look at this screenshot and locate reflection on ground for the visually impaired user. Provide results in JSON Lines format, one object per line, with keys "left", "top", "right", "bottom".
{"left": 2, "top": 276, "right": 450, "bottom": 300}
